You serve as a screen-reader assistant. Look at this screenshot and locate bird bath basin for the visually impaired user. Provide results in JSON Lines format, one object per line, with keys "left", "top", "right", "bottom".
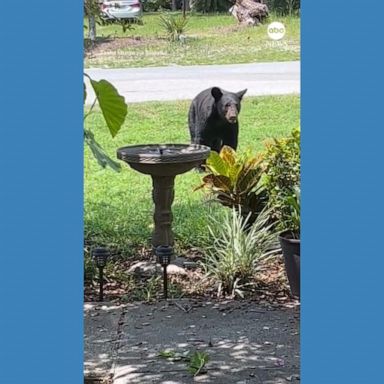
{"left": 117, "top": 144, "right": 210, "bottom": 249}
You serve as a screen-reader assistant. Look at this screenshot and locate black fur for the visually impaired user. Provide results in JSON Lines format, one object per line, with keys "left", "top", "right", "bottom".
{"left": 188, "top": 87, "right": 247, "bottom": 152}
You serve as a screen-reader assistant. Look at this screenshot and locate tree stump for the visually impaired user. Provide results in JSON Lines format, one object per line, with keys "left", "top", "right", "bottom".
{"left": 230, "top": 0, "right": 269, "bottom": 26}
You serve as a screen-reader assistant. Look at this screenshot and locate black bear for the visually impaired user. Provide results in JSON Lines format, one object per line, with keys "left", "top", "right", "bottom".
{"left": 188, "top": 87, "right": 247, "bottom": 152}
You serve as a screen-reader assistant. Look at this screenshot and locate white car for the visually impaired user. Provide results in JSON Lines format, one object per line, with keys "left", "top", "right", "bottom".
{"left": 100, "top": 1, "right": 143, "bottom": 22}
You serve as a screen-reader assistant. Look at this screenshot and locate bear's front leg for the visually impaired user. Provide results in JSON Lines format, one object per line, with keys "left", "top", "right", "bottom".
{"left": 222, "top": 128, "right": 238, "bottom": 151}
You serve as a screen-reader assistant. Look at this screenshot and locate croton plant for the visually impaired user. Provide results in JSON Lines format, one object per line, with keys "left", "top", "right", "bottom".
{"left": 195, "top": 145, "right": 268, "bottom": 225}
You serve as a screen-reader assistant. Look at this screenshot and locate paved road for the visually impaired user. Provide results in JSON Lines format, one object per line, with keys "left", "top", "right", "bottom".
{"left": 85, "top": 61, "right": 300, "bottom": 104}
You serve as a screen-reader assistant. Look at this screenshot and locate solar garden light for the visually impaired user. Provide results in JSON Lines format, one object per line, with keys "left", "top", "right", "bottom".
{"left": 92, "top": 247, "right": 110, "bottom": 302}
{"left": 156, "top": 245, "right": 173, "bottom": 300}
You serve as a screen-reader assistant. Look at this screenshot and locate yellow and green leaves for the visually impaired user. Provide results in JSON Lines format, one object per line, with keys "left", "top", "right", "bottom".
{"left": 196, "top": 146, "right": 267, "bottom": 219}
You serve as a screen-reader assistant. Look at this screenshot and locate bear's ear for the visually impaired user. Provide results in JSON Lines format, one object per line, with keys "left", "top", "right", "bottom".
{"left": 237, "top": 89, "right": 247, "bottom": 100}
{"left": 211, "top": 87, "right": 223, "bottom": 101}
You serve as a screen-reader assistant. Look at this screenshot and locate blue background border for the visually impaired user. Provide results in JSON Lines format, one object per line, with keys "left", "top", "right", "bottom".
{"left": 1, "top": 1, "right": 384, "bottom": 383}
{"left": 0, "top": 2, "right": 83, "bottom": 383}
{"left": 302, "top": 0, "right": 384, "bottom": 383}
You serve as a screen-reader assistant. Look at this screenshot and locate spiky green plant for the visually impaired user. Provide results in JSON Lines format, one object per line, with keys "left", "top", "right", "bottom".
{"left": 202, "top": 207, "right": 277, "bottom": 297}
{"left": 159, "top": 13, "right": 189, "bottom": 42}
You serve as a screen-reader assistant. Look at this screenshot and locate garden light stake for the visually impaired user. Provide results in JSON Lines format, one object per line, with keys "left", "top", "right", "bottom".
{"left": 92, "top": 247, "right": 110, "bottom": 302}
{"left": 156, "top": 245, "right": 173, "bottom": 300}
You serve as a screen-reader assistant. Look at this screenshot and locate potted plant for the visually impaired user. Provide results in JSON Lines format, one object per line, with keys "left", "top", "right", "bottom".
{"left": 278, "top": 186, "right": 300, "bottom": 297}
{"left": 263, "top": 128, "right": 300, "bottom": 297}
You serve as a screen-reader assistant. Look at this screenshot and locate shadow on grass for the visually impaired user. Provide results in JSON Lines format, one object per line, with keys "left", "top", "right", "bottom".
{"left": 84, "top": 36, "right": 115, "bottom": 52}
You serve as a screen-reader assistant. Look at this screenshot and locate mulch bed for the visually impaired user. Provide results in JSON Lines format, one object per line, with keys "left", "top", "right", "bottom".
{"left": 84, "top": 245, "right": 295, "bottom": 306}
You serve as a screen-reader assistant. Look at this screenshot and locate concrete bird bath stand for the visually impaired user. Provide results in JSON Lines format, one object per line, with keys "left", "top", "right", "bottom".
{"left": 117, "top": 144, "right": 210, "bottom": 252}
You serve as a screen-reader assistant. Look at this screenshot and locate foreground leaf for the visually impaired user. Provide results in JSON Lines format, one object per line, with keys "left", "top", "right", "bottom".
{"left": 84, "top": 129, "right": 121, "bottom": 172}
{"left": 90, "top": 79, "right": 127, "bottom": 138}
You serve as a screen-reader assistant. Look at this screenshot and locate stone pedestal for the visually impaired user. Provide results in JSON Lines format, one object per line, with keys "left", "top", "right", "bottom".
{"left": 151, "top": 175, "right": 175, "bottom": 248}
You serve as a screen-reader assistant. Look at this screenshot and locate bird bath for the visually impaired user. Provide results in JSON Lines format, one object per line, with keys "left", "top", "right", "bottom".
{"left": 117, "top": 144, "right": 210, "bottom": 250}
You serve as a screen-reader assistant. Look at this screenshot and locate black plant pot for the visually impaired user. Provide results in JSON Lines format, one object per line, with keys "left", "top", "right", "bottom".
{"left": 279, "top": 231, "right": 300, "bottom": 298}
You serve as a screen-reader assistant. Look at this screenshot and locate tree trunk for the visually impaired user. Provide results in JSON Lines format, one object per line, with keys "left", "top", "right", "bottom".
{"left": 88, "top": 15, "right": 96, "bottom": 42}
{"left": 172, "top": 0, "right": 178, "bottom": 11}
{"left": 182, "top": 0, "right": 189, "bottom": 16}
{"left": 230, "top": 0, "right": 269, "bottom": 26}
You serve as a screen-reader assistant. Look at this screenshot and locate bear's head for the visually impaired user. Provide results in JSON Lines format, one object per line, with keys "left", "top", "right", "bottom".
{"left": 211, "top": 87, "right": 247, "bottom": 124}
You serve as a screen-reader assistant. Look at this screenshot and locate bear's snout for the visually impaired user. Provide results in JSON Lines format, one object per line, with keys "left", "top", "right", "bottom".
{"left": 225, "top": 106, "right": 238, "bottom": 124}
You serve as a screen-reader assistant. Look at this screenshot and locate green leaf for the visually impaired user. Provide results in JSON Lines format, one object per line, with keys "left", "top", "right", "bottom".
{"left": 84, "top": 129, "right": 121, "bottom": 172}
{"left": 237, "top": 167, "right": 263, "bottom": 193}
{"left": 158, "top": 350, "right": 176, "bottom": 359}
{"left": 206, "top": 151, "right": 229, "bottom": 176}
{"left": 90, "top": 79, "right": 127, "bottom": 138}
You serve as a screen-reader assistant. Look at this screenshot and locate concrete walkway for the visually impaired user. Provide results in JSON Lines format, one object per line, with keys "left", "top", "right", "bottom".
{"left": 84, "top": 61, "right": 300, "bottom": 104}
{"left": 84, "top": 300, "right": 300, "bottom": 383}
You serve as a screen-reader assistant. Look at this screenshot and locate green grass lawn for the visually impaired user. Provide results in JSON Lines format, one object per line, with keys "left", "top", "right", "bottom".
{"left": 84, "top": 12, "right": 300, "bottom": 68}
{"left": 84, "top": 95, "right": 300, "bottom": 257}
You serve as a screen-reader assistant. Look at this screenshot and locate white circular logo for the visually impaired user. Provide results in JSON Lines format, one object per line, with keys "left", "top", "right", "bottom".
{"left": 267, "top": 22, "right": 286, "bottom": 40}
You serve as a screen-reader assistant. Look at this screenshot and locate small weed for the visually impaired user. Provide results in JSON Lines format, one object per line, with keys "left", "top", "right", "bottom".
{"left": 133, "top": 276, "right": 161, "bottom": 302}
{"left": 158, "top": 350, "right": 177, "bottom": 359}
{"left": 188, "top": 351, "right": 210, "bottom": 376}
{"left": 158, "top": 349, "right": 209, "bottom": 376}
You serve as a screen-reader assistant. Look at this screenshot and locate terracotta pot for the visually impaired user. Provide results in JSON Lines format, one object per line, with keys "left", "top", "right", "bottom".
{"left": 278, "top": 231, "right": 300, "bottom": 298}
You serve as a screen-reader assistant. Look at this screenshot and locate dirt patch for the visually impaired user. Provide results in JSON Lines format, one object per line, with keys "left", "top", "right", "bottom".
{"left": 84, "top": 36, "right": 160, "bottom": 57}
{"left": 206, "top": 24, "right": 247, "bottom": 35}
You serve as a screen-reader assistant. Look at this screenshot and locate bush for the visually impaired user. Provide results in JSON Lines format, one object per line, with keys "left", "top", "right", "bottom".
{"left": 202, "top": 207, "right": 277, "bottom": 297}
{"left": 159, "top": 13, "right": 189, "bottom": 41}
{"left": 142, "top": 0, "right": 172, "bottom": 12}
{"left": 264, "top": 0, "right": 300, "bottom": 16}
{"left": 190, "top": 0, "right": 232, "bottom": 13}
{"left": 263, "top": 128, "right": 300, "bottom": 234}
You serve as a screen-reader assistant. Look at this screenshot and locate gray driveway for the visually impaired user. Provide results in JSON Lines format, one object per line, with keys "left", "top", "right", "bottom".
{"left": 84, "top": 61, "right": 300, "bottom": 104}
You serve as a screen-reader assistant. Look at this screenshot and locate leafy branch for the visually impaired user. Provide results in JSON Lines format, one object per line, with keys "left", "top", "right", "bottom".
{"left": 84, "top": 74, "right": 128, "bottom": 171}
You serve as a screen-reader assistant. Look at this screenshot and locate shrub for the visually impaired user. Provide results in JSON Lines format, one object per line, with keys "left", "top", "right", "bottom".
{"left": 142, "top": 0, "right": 171, "bottom": 12}
{"left": 263, "top": 128, "right": 300, "bottom": 235}
{"left": 201, "top": 207, "right": 277, "bottom": 297}
{"left": 159, "top": 13, "right": 189, "bottom": 41}
{"left": 196, "top": 146, "right": 268, "bottom": 226}
{"left": 264, "top": 0, "right": 300, "bottom": 16}
{"left": 190, "top": 0, "right": 232, "bottom": 13}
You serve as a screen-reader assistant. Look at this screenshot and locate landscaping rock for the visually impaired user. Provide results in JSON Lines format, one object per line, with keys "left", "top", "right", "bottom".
{"left": 128, "top": 261, "right": 161, "bottom": 277}
{"left": 128, "top": 260, "right": 188, "bottom": 277}
{"left": 166, "top": 264, "right": 188, "bottom": 276}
